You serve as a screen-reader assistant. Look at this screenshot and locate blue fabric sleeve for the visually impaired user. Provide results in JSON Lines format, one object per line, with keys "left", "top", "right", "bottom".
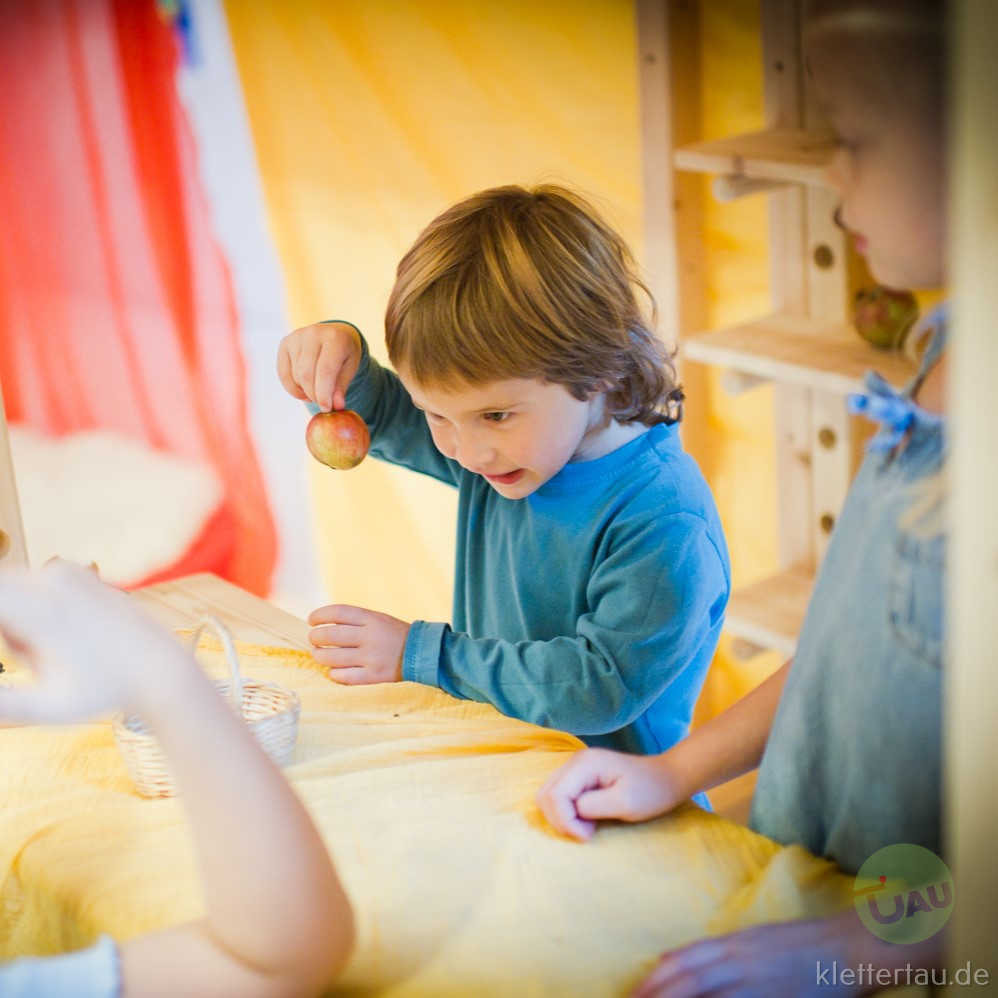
{"left": 403, "top": 513, "right": 728, "bottom": 735}
{"left": 308, "top": 324, "right": 461, "bottom": 488}
{"left": 0, "top": 936, "right": 120, "bottom": 998}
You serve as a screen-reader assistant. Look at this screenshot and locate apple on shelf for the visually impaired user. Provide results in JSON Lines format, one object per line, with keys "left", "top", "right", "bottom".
{"left": 306, "top": 410, "right": 371, "bottom": 470}
{"left": 852, "top": 285, "right": 919, "bottom": 352}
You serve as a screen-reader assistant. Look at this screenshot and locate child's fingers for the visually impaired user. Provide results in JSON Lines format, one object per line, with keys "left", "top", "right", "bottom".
{"left": 308, "top": 604, "right": 370, "bottom": 627}
{"left": 326, "top": 666, "right": 375, "bottom": 686}
{"left": 537, "top": 748, "right": 605, "bottom": 800}
{"left": 308, "top": 623, "right": 362, "bottom": 648}
{"left": 574, "top": 783, "right": 630, "bottom": 822}
{"left": 537, "top": 786, "right": 596, "bottom": 841}
{"left": 290, "top": 336, "right": 323, "bottom": 405}
{"left": 312, "top": 645, "right": 364, "bottom": 669}
{"left": 276, "top": 342, "right": 308, "bottom": 401}
{"left": 314, "top": 341, "right": 344, "bottom": 412}
{"left": 331, "top": 345, "right": 359, "bottom": 413}
{"left": 537, "top": 758, "right": 604, "bottom": 840}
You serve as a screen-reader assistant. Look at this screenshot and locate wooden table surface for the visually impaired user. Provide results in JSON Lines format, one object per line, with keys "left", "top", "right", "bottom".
{"left": 131, "top": 573, "right": 757, "bottom": 823}
{"left": 133, "top": 572, "right": 310, "bottom": 649}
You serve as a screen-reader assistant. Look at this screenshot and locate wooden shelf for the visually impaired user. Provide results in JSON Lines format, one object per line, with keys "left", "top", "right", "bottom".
{"left": 682, "top": 313, "right": 918, "bottom": 395}
{"left": 725, "top": 563, "right": 814, "bottom": 657}
{"left": 674, "top": 128, "right": 836, "bottom": 186}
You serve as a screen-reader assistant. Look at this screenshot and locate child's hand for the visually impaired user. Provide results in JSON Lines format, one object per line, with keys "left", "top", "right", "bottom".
{"left": 0, "top": 561, "right": 194, "bottom": 725}
{"left": 308, "top": 604, "right": 409, "bottom": 684}
{"left": 536, "top": 747, "right": 684, "bottom": 841}
{"left": 277, "top": 321, "right": 363, "bottom": 412}
{"left": 630, "top": 909, "right": 890, "bottom": 998}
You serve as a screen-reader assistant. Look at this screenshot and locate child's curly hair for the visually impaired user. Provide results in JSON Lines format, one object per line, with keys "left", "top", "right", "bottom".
{"left": 385, "top": 184, "right": 682, "bottom": 426}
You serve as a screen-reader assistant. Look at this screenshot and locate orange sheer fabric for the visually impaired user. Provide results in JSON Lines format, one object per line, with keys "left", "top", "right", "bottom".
{"left": 0, "top": 0, "right": 276, "bottom": 593}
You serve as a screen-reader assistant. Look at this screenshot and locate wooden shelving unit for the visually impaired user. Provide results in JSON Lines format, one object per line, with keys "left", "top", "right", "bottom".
{"left": 673, "top": 127, "right": 836, "bottom": 186}
{"left": 637, "top": 0, "right": 911, "bottom": 666}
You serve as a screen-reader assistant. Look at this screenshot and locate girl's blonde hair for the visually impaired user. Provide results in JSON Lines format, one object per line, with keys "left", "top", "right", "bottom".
{"left": 385, "top": 185, "right": 681, "bottom": 426}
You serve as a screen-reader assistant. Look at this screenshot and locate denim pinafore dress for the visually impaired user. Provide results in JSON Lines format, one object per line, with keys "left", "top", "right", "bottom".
{"left": 750, "top": 307, "right": 947, "bottom": 875}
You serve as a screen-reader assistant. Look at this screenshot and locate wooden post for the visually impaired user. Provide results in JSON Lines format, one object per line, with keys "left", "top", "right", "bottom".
{"left": 635, "top": 0, "right": 709, "bottom": 463}
{"left": 763, "top": 0, "right": 815, "bottom": 573}
{"left": 945, "top": 0, "right": 998, "bottom": 982}
{"left": 0, "top": 377, "right": 28, "bottom": 567}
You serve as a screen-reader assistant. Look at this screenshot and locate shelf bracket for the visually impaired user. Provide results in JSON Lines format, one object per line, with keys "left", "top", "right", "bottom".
{"left": 712, "top": 174, "right": 790, "bottom": 202}
{"left": 720, "top": 370, "right": 771, "bottom": 396}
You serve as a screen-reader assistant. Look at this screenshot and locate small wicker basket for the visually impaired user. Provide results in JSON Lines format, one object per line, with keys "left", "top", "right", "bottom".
{"left": 113, "top": 616, "right": 301, "bottom": 798}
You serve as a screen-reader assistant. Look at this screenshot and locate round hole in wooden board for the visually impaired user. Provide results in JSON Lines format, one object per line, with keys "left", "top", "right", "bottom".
{"left": 0, "top": 529, "right": 10, "bottom": 560}
{"left": 813, "top": 243, "right": 835, "bottom": 269}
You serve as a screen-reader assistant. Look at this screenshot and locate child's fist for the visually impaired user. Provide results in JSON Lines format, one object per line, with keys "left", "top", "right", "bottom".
{"left": 536, "top": 747, "right": 683, "bottom": 841}
{"left": 277, "top": 321, "right": 363, "bottom": 412}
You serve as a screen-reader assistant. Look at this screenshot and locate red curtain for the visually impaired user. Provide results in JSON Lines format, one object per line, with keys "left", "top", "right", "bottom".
{"left": 0, "top": 0, "right": 276, "bottom": 594}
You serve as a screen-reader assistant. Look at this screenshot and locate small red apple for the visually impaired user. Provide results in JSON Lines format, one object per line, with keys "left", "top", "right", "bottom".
{"left": 853, "top": 285, "right": 919, "bottom": 351}
{"left": 306, "top": 409, "right": 370, "bottom": 470}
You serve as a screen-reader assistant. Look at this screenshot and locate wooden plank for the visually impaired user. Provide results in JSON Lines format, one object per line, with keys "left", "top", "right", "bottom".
{"left": 683, "top": 312, "right": 917, "bottom": 394}
{"left": 636, "top": 0, "right": 705, "bottom": 349}
{"left": 810, "top": 390, "right": 851, "bottom": 562}
{"left": 762, "top": 0, "right": 813, "bottom": 577}
{"left": 804, "top": 178, "right": 854, "bottom": 563}
{"left": 673, "top": 128, "right": 836, "bottom": 186}
{"left": 761, "top": 0, "right": 803, "bottom": 126}
{"left": 773, "top": 384, "right": 815, "bottom": 570}
{"left": 635, "top": 0, "right": 710, "bottom": 459}
{"left": 133, "top": 573, "right": 310, "bottom": 650}
{"left": 946, "top": 0, "right": 998, "bottom": 979}
{"left": 724, "top": 563, "right": 814, "bottom": 657}
{"left": 636, "top": 0, "right": 678, "bottom": 349}
{"left": 0, "top": 378, "right": 28, "bottom": 567}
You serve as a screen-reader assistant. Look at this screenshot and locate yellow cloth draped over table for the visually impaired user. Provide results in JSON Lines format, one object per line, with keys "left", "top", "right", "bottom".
{"left": 1, "top": 641, "right": 853, "bottom": 995}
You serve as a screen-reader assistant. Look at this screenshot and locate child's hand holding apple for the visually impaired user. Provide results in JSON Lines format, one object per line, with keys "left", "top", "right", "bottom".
{"left": 277, "top": 320, "right": 363, "bottom": 411}
{"left": 277, "top": 320, "right": 372, "bottom": 469}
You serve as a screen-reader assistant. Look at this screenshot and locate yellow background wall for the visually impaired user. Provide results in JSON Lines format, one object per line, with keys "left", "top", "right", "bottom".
{"left": 687, "top": 1, "right": 789, "bottom": 715}
{"left": 225, "top": 0, "right": 783, "bottom": 716}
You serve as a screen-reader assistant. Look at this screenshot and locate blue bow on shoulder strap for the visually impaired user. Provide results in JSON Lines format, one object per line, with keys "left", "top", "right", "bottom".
{"left": 847, "top": 371, "right": 943, "bottom": 453}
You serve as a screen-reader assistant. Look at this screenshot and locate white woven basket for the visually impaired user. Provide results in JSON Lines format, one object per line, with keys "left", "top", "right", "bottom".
{"left": 113, "top": 616, "right": 300, "bottom": 798}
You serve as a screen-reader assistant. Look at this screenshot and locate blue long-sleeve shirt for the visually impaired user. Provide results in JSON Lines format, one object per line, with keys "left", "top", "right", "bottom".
{"left": 339, "top": 336, "right": 730, "bottom": 755}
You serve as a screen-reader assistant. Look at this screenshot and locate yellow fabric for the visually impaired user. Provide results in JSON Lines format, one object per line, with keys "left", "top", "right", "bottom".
{"left": 0, "top": 640, "right": 854, "bottom": 994}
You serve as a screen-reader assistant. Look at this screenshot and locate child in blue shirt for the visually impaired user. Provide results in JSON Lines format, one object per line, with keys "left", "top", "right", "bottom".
{"left": 278, "top": 184, "right": 730, "bottom": 756}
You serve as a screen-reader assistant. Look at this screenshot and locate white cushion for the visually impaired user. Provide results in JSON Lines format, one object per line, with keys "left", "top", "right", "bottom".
{"left": 9, "top": 426, "right": 222, "bottom": 586}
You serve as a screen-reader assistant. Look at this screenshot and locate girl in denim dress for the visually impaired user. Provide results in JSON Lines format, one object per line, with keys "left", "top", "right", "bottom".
{"left": 539, "top": 0, "right": 953, "bottom": 993}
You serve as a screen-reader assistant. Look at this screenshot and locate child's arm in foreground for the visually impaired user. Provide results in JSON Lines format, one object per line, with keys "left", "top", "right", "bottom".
{"left": 0, "top": 562, "right": 353, "bottom": 998}
{"left": 277, "top": 320, "right": 459, "bottom": 485}
{"left": 537, "top": 657, "right": 793, "bottom": 840}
